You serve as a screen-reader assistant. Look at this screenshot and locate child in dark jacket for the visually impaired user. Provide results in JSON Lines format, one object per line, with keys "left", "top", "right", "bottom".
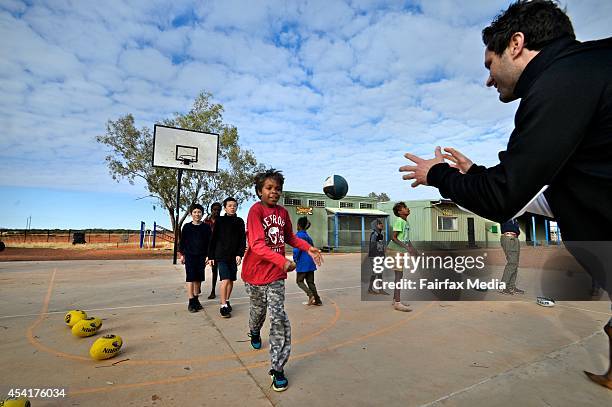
{"left": 368, "top": 218, "right": 389, "bottom": 295}
{"left": 293, "top": 217, "right": 322, "bottom": 305}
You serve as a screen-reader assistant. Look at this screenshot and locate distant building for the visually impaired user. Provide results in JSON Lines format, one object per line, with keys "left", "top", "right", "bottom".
{"left": 281, "top": 191, "right": 555, "bottom": 252}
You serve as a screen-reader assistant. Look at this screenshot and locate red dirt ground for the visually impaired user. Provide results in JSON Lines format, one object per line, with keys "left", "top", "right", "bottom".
{"left": 0, "top": 247, "right": 173, "bottom": 262}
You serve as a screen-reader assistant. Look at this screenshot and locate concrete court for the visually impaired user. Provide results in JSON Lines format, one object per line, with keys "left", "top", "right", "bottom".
{"left": 0, "top": 254, "right": 610, "bottom": 407}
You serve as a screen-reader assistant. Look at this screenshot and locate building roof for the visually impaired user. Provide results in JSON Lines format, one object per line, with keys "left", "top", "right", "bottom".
{"left": 325, "top": 207, "right": 389, "bottom": 216}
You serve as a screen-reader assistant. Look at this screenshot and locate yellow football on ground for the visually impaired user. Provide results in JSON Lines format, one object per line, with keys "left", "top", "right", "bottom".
{"left": 90, "top": 334, "right": 123, "bottom": 360}
{"left": 0, "top": 397, "right": 31, "bottom": 407}
{"left": 71, "top": 317, "right": 102, "bottom": 337}
{"left": 64, "top": 309, "right": 87, "bottom": 327}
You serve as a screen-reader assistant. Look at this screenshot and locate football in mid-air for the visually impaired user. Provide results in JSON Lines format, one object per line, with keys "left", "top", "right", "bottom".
{"left": 71, "top": 317, "right": 102, "bottom": 337}
{"left": 323, "top": 175, "right": 349, "bottom": 200}
{"left": 90, "top": 334, "right": 123, "bottom": 360}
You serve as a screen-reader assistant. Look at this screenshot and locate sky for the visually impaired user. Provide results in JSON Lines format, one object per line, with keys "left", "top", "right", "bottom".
{"left": 1, "top": 0, "right": 611, "bottom": 229}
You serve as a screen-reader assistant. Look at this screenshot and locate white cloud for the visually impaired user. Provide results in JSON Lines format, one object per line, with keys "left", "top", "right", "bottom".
{"left": 0, "top": 0, "right": 609, "bottom": 208}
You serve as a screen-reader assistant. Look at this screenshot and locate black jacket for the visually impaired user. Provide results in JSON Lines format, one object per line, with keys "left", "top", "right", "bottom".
{"left": 208, "top": 215, "right": 246, "bottom": 262}
{"left": 428, "top": 36, "right": 612, "bottom": 241}
{"left": 179, "top": 222, "right": 211, "bottom": 256}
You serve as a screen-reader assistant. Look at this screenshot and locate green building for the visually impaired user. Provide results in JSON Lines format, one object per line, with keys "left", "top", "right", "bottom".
{"left": 281, "top": 191, "right": 389, "bottom": 251}
{"left": 281, "top": 191, "right": 555, "bottom": 252}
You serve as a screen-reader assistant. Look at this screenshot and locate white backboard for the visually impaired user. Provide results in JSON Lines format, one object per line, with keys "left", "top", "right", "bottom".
{"left": 152, "top": 125, "right": 219, "bottom": 172}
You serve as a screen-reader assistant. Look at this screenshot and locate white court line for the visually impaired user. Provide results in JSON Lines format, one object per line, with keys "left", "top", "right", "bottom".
{"left": 512, "top": 298, "right": 611, "bottom": 316}
{"left": 0, "top": 285, "right": 362, "bottom": 320}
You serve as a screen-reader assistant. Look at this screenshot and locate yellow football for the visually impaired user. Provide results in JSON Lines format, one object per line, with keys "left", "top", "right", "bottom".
{"left": 64, "top": 309, "right": 87, "bottom": 327}
{"left": 90, "top": 334, "right": 123, "bottom": 360}
{"left": 71, "top": 317, "right": 102, "bottom": 337}
{"left": 0, "top": 397, "right": 31, "bottom": 407}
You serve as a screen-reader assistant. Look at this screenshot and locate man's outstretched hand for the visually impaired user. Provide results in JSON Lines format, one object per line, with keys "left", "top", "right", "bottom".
{"left": 399, "top": 146, "right": 445, "bottom": 187}
{"left": 441, "top": 147, "right": 473, "bottom": 174}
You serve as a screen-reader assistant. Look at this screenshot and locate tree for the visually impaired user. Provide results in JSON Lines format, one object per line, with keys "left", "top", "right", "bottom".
{"left": 368, "top": 192, "right": 390, "bottom": 202}
{"left": 97, "top": 91, "right": 265, "bottom": 232}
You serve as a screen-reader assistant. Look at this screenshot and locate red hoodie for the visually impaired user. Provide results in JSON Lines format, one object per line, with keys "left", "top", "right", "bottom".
{"left": 241, "top": 202, "right": 311, "bottom": 285}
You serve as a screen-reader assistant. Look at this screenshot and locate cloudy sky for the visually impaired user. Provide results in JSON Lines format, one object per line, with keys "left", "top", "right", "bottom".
{"left": 1, "top": 0, "right": 610, "bottom": 229}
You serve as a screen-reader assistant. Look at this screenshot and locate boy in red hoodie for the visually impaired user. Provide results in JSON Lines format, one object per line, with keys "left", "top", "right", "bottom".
{"left": 241, "top": 169, "right": 322, "bottom": 392}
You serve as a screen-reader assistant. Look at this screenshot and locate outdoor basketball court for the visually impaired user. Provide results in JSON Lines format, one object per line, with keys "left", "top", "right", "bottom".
{"left": 0, "top": 254, "right": 610, "bottom": 406}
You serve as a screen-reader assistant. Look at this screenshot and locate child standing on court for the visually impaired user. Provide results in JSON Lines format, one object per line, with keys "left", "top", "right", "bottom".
{"left": 208, "top": 197, "right": 246, "bottom": 319}
{"left": 204, "top": 202, "right": 222, "bottom": 299}
{"left": 368, "top": 218, "right": 389, "bottom": 295}
{"left": 178, "top": 204, "right": 212, "bottom": 313}
{"left": 293, "top": 216, "right": 322, "bottom": 305}
{"left": 241, "top": 169, "right": 323, "bottom": 392}
{"left": 387, "top": 202, "right": 413, "bottom": 312}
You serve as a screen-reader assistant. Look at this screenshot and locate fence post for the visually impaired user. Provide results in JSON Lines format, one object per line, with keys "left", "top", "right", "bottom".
{"left": 139, "top": 222, "right": 145, "bottom": 249}
{"left": 153, "top": 222, "right": 157, "bottom": 248}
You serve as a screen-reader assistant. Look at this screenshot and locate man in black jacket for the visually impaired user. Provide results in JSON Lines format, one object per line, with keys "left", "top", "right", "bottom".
{"left": 399, "top": 0, "right": 612, "bottom": 389}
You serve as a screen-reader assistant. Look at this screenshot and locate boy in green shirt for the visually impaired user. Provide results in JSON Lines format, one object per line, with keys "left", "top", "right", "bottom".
{"left": 387, "top": 202, "right": 412, "bottom": 312}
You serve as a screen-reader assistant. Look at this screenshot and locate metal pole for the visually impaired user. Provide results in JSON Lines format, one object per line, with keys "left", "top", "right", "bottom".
{"left": 334, "top": 213, "right": 339, "bottom": 249}
{"left": 361, "top": 216, "right": 365, "bottom": 247}
{"left": 544, "top": 219, "right": 549, "bottom": 245}
{"left": 139, "top": 221, "right": 145, "bottom": 249}
{"left": 531, "top": 216, "right": 537, "bottom": 247}
{"left": 173, "top": 168, "right": 183, "bottom": 265}
{"left": 153, "top": 222, "right": 157, "bottom": 248}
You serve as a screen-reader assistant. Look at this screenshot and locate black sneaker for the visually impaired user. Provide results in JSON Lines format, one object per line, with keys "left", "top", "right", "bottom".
{"left": 220, "top": 306, "right": 231, "bottom": 318}
{"left": 269, "top": 369, "right": 288, "bottom": 392}
{"left": 249, "top": 330, "right": 262, "bottom": 350}
{"left": 194, "top": 297, "right": 203, "bottom": 310}
{"left": 188, "top": 300, "right": 198, "bottom": 313}
{"left": 226, "top": 301, "right": 232, "bottom": 313}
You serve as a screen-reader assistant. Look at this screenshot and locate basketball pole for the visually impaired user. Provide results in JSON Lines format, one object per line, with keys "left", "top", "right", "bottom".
{"left": 172, "top": 168, "right": 183, "bottom": 265}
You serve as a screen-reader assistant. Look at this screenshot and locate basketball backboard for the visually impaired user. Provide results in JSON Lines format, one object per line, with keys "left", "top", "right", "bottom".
{"left": 152, "top": 124, "right": 219, "bottom": 172}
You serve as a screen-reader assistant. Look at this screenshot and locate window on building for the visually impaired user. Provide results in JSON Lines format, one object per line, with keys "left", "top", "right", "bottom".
{"left": 359, "top": 202, "right": 373, "bottom": 209}
{"left": 308, "top": 199, "right": 325, "bottom": 208}
{"left": 437, "top": 216, "right": 458, "bottom": 231}
{"left": 339, "top": 201, "right": 354, "bottom": 208}
{"left": 284, "top": 198, "right": 301, "bottom": 206}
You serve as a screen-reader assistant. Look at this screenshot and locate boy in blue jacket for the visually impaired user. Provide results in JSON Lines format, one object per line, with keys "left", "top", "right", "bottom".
{"left": 293, "top": 217, "right": 322, "bottom": 306}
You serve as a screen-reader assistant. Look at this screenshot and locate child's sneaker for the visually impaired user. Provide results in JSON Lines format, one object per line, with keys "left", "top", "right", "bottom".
{"left": 269, "top": 369, "right": 288, "bottom": 392}
{"left": 226, "top": 301, "right": 232, "bottom": 312}
{"left": 249, "top": 330, "right": 262, "bottom": 350}
{"left": 392, "top": 301, "right": 412, "bottom": 312}
{"left": 194, "top": 297, "right": 203, "bottom": 310}
{"left": 220, "top": 306, "right": 231, "bottom": 318}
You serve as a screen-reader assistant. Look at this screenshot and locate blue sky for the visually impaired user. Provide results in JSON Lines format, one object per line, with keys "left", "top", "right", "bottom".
{"left": 1, "top": 0, "right": 611, "bottom": 229}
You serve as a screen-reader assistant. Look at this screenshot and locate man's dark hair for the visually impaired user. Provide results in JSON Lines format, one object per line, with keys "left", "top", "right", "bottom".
{"left": 392, "top": 202, "right": 407, "bottom": 217}
{"left": 223, "top": 197, "right": 237, "bottom": 207}
{"left": 190, "top": 203, "right": 204, "bottom": 213}
{"left": 482, "top": 0, "right": 575, "bottom": 55}
{"left": 297, "top": 216, "right": 310, "bottom": 230}
{"left": 210, "top": 202, "right": 222, "bottom": 210}
{"left": 253, "top": 168, "right": 285, "bottom": 198}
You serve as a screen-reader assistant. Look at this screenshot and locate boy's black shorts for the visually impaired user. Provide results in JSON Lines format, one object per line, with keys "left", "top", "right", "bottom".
{"left": 185, "top": 254, "right": 205, "bottom": 282}
{"left": 218, "top": 260, "right": 237, "bottom": 281}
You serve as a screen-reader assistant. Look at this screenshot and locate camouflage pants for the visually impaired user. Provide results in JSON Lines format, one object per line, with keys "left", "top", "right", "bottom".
{"left": 246, "top": 279, "right": 291, "bottom": 371}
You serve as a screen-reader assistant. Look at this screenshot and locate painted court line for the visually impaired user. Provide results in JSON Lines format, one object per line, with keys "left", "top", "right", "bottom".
{"left": 0, "top": 284, "right": 362, "bottom": 320}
